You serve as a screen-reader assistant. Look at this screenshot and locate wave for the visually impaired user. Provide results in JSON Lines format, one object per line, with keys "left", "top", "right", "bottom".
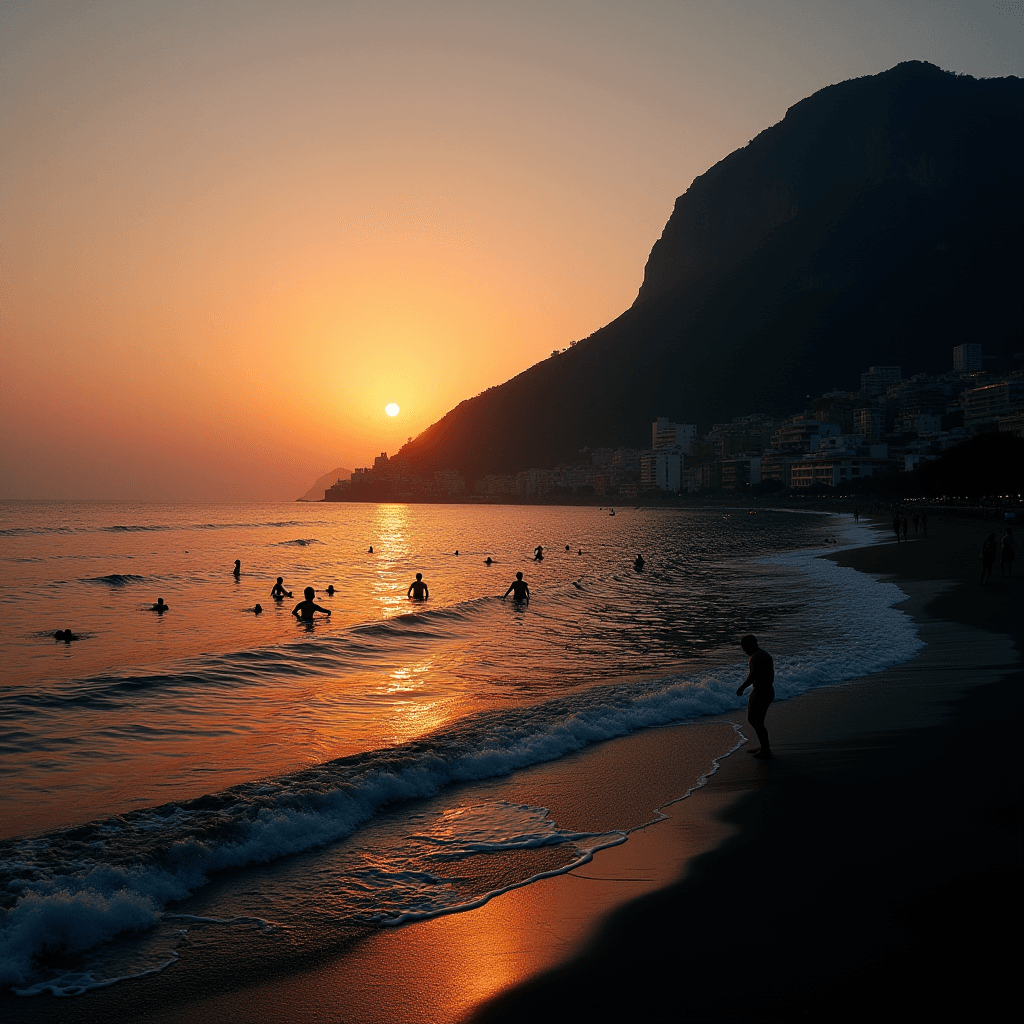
{"left": 100, "top": 525, "right": 170, "bottom": 534}
{"left": 81, "top": 574, "right": 146, "bottom": 587}
{"left": 272, "top": 538, "right": 323, "bottom": 547}
{"left": 0, "top": 542, "right": 921, "bottom": 992}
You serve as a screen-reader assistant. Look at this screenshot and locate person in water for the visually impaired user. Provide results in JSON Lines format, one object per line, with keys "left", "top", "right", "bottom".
{"left": 534, "top": 545, "right": 544, "bottom": 561}
{"left": 326, "top": 585, "right": 335, "bottom": 596}
{"left": 737, "top": 634, "right": 775, "bottom": 759}
{"left": 292, "top": 587, "right": 331, "bottom": 622}
{"left": 369, "top": 546, "right": 374, "bottom": 553}
{"left": 484, "top": 557, "right": 493, "bottom": 565}
{"left": 254, "top": 604, "right": 263, "bottom": 615}
{"left": 271, "top": 577, "right": 292, "bottom": 600}
{"left": 503, "top": 571, "right": 530, "bottom": 604}
{"left": 408, "top": 573, "right": 429, "bottom": 600}
{"left": 634, "top": 553, "right": 645, "bottom": 571}
{"left": 54, "top": 629, "right": 79, "bottom": 642}
{"left": 233, "top": 559, "right": 241, "bottom": 578}
{"left": 151, "top": 598, "right": 168, "bottom": 613}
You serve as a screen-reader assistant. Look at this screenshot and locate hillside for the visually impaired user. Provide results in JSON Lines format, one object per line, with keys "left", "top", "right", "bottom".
{"left": 390, "top": 62, "right": 1024, "bottom": 480}
{"left": 299, "top": 467, "right": 352, "bottom": 502}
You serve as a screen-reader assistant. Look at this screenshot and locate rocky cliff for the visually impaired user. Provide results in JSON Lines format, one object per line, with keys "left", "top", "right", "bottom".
{"left": 392, "top": 62, "right": 1024, "bottom": 480}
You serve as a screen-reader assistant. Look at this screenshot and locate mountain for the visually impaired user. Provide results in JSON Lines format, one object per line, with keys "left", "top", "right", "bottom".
{"left": 299, "top": 467, "right": 352, "bottom": 502}
{"left": 391, "top": 62, "right": 1024, "bottom": 480}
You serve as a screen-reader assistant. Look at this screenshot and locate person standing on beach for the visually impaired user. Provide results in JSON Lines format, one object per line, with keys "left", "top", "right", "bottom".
{"left": 980, "top": 534, "right": 997, "bottom": 585}
{"left": 999, "top": 527, "right": 1015, "bottom": 578}
{"left": 737, "top": 635, "right": 774, "bottom": 760}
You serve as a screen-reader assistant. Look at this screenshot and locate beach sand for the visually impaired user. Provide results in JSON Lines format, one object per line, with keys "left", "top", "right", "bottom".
{"left": 6, "top": 516, "right": 1020, "bottom": 1022}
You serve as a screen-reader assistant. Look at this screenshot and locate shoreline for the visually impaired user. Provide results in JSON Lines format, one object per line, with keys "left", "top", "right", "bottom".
{"left": 4, "top": 517, "right": 1019, "bottom": 1021}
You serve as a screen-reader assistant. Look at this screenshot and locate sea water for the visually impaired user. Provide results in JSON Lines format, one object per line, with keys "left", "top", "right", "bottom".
{"left": 0, "top": 502, "right": 919, "bottom": 995}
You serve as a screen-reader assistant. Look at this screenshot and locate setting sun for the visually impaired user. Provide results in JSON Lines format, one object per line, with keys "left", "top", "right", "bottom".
{"left": 385, "top": 403, "right": 400, "bottom": 417}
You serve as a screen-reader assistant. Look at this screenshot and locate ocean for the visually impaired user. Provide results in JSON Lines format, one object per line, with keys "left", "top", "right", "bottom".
{"left": 0, "top": 501, "right": 920, "bottom": 997}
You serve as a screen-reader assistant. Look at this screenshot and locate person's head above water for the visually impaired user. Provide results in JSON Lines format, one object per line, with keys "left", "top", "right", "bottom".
{"left": 234, "top": 560, "right": 240, "bottom": 567}
{"left": 276, "top": 577, "right": 284, "bottom": 584}
{"left": 254, "top": 604, "right": 262, "bottom": 614}
{"left": 326, "top": 585, "right": 335, "bottom": 595}
{"left": 740, "top": 634, "right": 759, "bottom": 654}
{"left": 415, "top": 573, "right": 422, "bottom": 581}
{"left": 304, "top": 586, "right": 315, "bottom": 601}
{"left": 516, "top": 571, "right": 523, "bottom": 580}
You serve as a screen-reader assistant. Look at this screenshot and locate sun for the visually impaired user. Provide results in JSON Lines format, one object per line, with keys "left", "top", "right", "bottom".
{"left": 385, "top": 403, "right": 400, "bottom": 417}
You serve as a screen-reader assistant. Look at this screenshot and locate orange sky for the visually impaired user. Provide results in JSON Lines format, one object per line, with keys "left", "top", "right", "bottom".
{"left": 3, "top": 1, "right": 1021, "bottom": 499}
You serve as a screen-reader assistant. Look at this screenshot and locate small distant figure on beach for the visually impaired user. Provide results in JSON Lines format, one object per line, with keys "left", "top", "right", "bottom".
{"left": 254, "top": 604, "right": 263, "bottom": 615}
{"left": 233, "top": 559, "right": 241, "bottom": 578}
{"left": 151, "top": 598, "right": 168, "bottom": 613}
{"left": 271, "top": 577, "right": 292, "bottom": 600}
{"left": 853, "top": 507, "right": 859, "bottom": 522}
{"left": 408, "top": 573, "right": 429, "bottom": 600}
{"left": 503, "top": 571, "right": 530, "bottom": 604}
{"left": 634, "top": 553, "right": 645, "bottom": 572}
{"left": 999, "top": 527, "right": 1015, "bottom": 578}
{"left": 892, "top": 515, "right": 902, "bottom": 544}
{"left": 980, "top": 533, "right": 998, "bottom": 585}
{"left": 484, "top": 557, "right": 493, "bottom": 565}
{"left": 292, "top": 587, "right": 331, "bottom": 622}
{"left": 54, "top": 629, "right": 79, "bottom": 642}
{"left": 369, "top": 546, "right": 374, "bottom": 554}
{"left": 534, "top": 545, "right": 544, "bottom": 561}
{"left": 737, "top": 634, "right": 774, "bottom": 760}
{"left": 326, "top": 585, "right": 335, "bottom": 596}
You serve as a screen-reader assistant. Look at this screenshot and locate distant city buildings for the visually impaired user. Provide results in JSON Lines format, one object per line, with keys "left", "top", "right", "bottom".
{"left": 324, "top": 346, "right": 1022, "bottom": 502}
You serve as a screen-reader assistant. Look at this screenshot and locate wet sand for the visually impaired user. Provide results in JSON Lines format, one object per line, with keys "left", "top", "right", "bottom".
{"left": 6, "top": 517, "right": 1020, "bottom": 1022}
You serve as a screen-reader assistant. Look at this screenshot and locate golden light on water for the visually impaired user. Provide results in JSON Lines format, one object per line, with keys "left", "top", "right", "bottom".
{"left": 385, "top": 403, "right": 400, "bottom": 417}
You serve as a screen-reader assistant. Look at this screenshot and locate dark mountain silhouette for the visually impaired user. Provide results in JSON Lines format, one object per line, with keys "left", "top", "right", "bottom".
{"left": 392, "top": 62, "right": 1024, "bottom": 479}
{"left": 298, "top": 466, "right": 352, "bottom": 502}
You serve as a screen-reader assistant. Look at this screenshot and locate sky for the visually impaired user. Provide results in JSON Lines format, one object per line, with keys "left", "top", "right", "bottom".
{"left": 2, "top": 0, "right": 1022, "bottom": 500}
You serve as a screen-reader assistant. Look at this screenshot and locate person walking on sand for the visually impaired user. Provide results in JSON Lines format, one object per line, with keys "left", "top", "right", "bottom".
{"left": 737, "top": 634, "right": 774, "bottom": 760}
{"left": 980, "top": 533, "right": 998, "bottom": 585}
{"left": 999, "top": 527, "right": 1015, "bottom": 578}
{"left": 271, "top": 577, "right": 292, "bottom": 600}
{"left": 503, "top": 571, "right": 530, "bottom": 605}
{"left": 407, "top": 573, "right": 429, "bottom": 600}
{"left": 292, "top": 587, "right": 331, "bottom": 622}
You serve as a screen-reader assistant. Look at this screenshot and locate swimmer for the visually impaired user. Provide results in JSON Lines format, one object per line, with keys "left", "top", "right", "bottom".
{"left": 254, "top": 604, "right": 263, "bottom": 615}
{"left": 634, "top": 553, "right": 645, "bottom": 571}
{"left": 578, "top": 548, "right": 582, "bottom": 555}
{"left": 565, "top": 545, "right": 570, "bottom": 551}
{"left": 534, "top": 545, "right": 544, "bottom": 561}
{"left": 151, "top": 598, "right": 169, "bottom": 613}
{"left": 369, "top": 546, "right": 374, "bottom": 553}
{"left": 502, "top": 572, "right": 530, "bottom": 605}
{"left": 326, "top": 585, "right": 335, "bottom": 596}
{"left": 455, "top": 550, "right": 459, "bottom": 556}
{"left": 408, "top": 573, "right": 429, "bottom": 600}
{"left": 484, "top": 557, "right": 493, "bottom": 566}
{"left": 54, "top": 629, "right": 79, "bottom": 642}
{"left": 292, "top": 586, "right": 331, "bottom": 622}
{"left": 271, "top": 577, "right": 292, "bottom": 600}
{"left": 233, "top": 559, "right": 241, "bottom": 578}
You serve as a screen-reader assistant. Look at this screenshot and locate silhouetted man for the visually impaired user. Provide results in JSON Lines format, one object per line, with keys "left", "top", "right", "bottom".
{"left": 634, "top": 553, "right": 645, "bottom": 572}
{"left": 292, "top": 587, "right": 331, "bottom": 622}
{"left": 151, "top": 598, "right": 169, "bottom": 613}
{"left": 737, "top": 634, "right": 774, "bottom": 760}
{"left": 271, "top": 577, "right": 292, "bottom": 600}
{"left": 503, "top": 572, "right": 530, "bottom": 604}
{"left": 408, "top": 573, "right": 429, "bottom": 600}
{"left": 233, "top": 559, "right": 241, "bottom": 578}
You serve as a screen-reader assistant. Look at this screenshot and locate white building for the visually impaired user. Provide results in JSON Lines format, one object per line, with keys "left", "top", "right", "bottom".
{"left": 652, "top": 418, "right": 697, "bottom": 454}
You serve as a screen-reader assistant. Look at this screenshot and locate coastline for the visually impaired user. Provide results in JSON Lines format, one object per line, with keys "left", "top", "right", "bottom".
{"left": 4, "top": 517, "right": 1019, "bottom": 1022}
